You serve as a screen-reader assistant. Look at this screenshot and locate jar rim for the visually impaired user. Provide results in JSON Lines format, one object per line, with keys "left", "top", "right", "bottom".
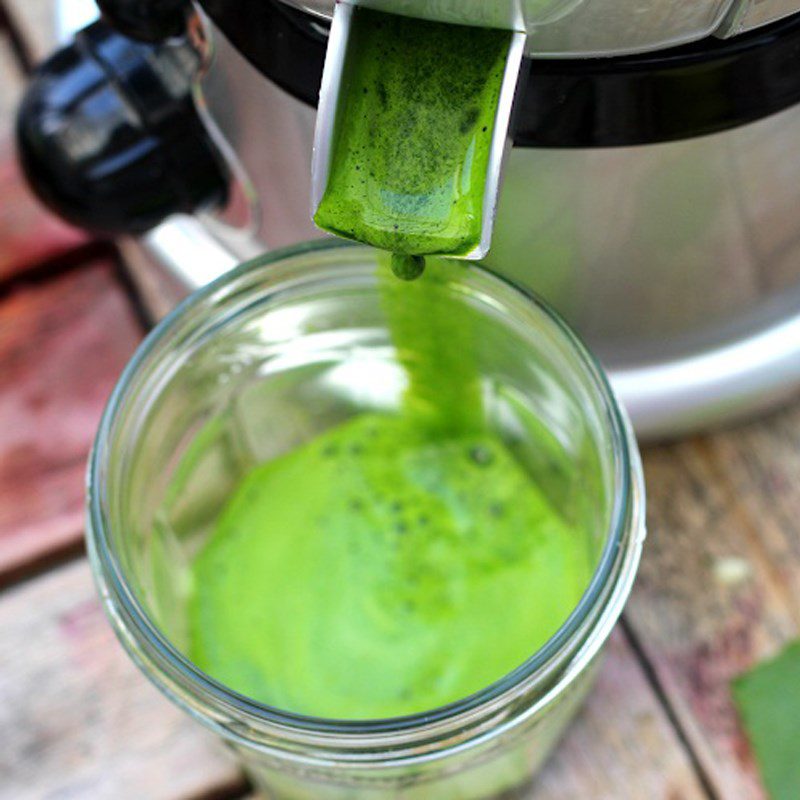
{"left": 87, "top": 239, "right": 644, "bottom": 747}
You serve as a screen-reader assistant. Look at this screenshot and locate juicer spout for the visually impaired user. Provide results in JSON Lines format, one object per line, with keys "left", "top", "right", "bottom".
{"left": 311, "top": 2, "right": 526, "bottom": 261}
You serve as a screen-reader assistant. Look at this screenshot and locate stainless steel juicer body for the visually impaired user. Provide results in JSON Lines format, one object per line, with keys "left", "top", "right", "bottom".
{"left": 25, "top": 0, "right": 800, "bottom": 438}
{"left": 273, "top": 0, "right": 800, "bottom": 54}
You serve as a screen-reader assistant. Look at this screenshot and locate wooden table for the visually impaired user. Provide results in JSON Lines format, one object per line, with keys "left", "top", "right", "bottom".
{"left": 0, "top": 4, "right": 797, "bottom": 798}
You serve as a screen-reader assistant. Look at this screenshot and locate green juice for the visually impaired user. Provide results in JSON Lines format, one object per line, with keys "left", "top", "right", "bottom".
{"left": 189, "top": 413, "right": 587, "bottom": 719}
{"left": 187, "top": 263, "right": 591, "bottom": 719}
{"left": 186, "top": 11, "right": 590, "bottom": 721}
{"left": 314, "top": 9, "right": 512, "bottom": 258}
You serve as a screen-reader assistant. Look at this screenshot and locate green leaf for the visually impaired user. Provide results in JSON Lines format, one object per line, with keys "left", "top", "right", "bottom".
{"left": 732, "top": 640, "right": 800, "bottom": 800}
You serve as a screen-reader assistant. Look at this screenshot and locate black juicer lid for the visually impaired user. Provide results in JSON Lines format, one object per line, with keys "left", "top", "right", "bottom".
{"left": 199, "top": 0, "right": 800, "bottom": 147}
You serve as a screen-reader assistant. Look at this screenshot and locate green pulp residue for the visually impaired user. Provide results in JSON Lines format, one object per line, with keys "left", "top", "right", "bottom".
{"left": 733, "top": 640, "right": 800, "bottom": 800}
{"left": 314, "top": 8, "right": 512, "bottom": 260}
{"left": 187, "top": 259, "right": 591, "bottom": 719}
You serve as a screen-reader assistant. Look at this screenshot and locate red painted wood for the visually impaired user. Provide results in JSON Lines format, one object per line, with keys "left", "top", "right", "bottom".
{"left": 0, "top": 560, "right": 243, "bottom": 800}
{"left": 0, "top": 137, "right": 89, "bottom": 280}
{"left": 0, "top": 261, "right": 142, "bottom": 576}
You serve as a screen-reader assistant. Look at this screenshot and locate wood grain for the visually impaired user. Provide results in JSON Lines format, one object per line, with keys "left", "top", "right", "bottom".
{"left": 0, "top": 262, "right": 141, "bottom": 578}
{"left": 0, "top": 558, "right": 244, "bottom": 800}
{"left": 2, "top": 574, "right": 698, "bottom": 800}
{"left": 625, "top": 418, "right": 800, "bottom": 800}
{"left": 0, "top": 138, "right": 90, "bottom": 279}
{"left": 530, "top": 630, "right": 707, "bottom": 800}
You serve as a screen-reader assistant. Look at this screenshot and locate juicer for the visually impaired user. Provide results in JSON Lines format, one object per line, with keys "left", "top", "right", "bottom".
{"left": 16, "top": 0, "right": 800, "bottom": 438}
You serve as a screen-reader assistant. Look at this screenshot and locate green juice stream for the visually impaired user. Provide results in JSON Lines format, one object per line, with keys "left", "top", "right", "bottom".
{"left": 187, "top": 12, "right": 590, "bottom": 720}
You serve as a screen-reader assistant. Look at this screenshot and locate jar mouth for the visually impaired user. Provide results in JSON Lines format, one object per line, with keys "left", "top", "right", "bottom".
{"left": 87, "top": 239, "right": 644, "bottom": 740}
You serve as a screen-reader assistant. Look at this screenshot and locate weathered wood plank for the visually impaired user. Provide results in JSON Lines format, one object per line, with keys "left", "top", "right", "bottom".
{"left": 708, "top": 404, "right": 800, "bottom": 600}
{"left": 0, "top": 262, "right": 141, "bottom": 577}
{"left": 3, "top": 584, "right": 697, "bottom": 800}
{"left": 626, "top": 418, "right": 800, "bottom": 800}
{"left": 0, "top": 558, "right": 244, "bottom": 800}
{"left": 0, "top": 138, "right": 90, "bottom": 279}
{"left": 530, "top": 630, "right": 708, "bottom": 800}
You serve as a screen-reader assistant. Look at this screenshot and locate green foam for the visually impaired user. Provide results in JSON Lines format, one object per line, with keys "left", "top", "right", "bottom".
{"left": 314, "top": 8, "right": 512, "bottom": 257}
{"left": 189, "top": 413, "right": 589, "bottom": 719}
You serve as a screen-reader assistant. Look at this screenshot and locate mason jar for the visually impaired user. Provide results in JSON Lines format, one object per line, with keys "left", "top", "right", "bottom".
{"left": 86, "top": 240, "right": 645, "bottom": 799}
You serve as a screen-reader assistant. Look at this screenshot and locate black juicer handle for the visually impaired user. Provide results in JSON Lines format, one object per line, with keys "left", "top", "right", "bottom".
{"left": 16, "top": 19, "right": 228, "bottom": 236}
{"left": 96, "top": 0, "right": 190, "bottom": 42}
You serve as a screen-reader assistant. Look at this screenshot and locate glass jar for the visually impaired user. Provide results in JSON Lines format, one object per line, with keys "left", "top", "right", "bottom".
{"left": 87, "top": 240, "right": 645, "bottom": 799}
